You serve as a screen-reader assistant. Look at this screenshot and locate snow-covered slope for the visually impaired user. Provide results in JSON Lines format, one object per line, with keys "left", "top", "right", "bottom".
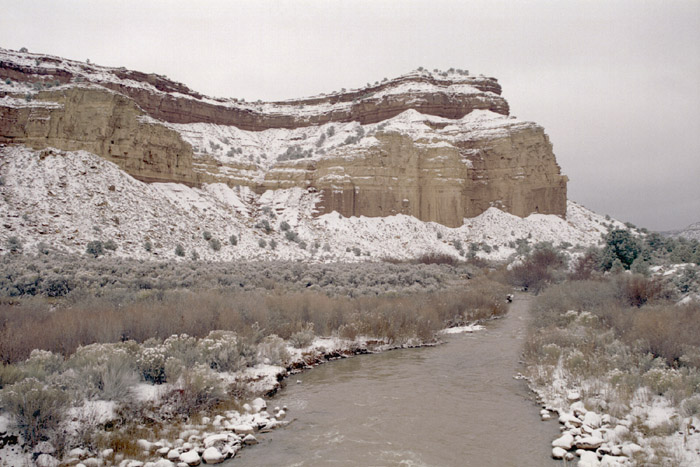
{"left": 662, "top": 222, "right": 700, "bottom": 241}
{"left": 0, "top": 145, "right": 616, "bottom": 262}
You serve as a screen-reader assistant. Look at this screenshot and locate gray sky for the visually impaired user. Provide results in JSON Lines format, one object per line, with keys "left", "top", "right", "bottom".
{"left": 2, "top": 0, "right": 698, "bottom": 231}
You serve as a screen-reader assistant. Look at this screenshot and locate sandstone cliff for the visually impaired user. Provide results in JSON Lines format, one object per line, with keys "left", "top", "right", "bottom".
{"left": 0, "top": 48, "right": 567, "bottom": 227}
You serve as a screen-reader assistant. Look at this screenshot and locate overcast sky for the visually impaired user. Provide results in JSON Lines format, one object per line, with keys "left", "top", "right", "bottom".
{"left": 2, "top": 0, "right": 698, "bottom": 231}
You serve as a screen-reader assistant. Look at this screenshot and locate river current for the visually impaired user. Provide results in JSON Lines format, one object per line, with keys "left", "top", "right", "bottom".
{"left": 229, "top": 296, "right": 561, "bottom": 466}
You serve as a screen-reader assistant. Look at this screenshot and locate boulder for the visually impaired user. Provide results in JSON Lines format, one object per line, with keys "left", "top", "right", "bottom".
{"left": 583, "top": 412, "right": 602, "bottom": 429}
{"left": 552, "top": 447, "right": 568, "bottom": 459}
{"left": 559, "top": 412, "right": 582, "bottom": 427}
{"left": 230, "top": 423, "right": 255, "bottom": 435}
{"left": 179, "top": 449, "right": 201, "bottom": 466}
{"left": 201, "top": 447, "right": 226, "bottom": 464}
{"left": 576, "top": 436, "right": 604, "bottom": 450}
{"left": 35, "top": 454, "right": 60, "bottom": 467}
{"left": 251, "top": 397, "right": 267, "bottom": 413}
{"left": 600, "top": 454, "right": 627, "bottom": 467}
{"left": 203, "top": 433, "right": 231, "bottom": 449}
{"left": 578, "top": 451, "right": 601, "bottom": 467}
{"left": 552, "top": 432, "right": 575, "bottom": 450}
{"left": 242, "top": 434, "right": 258, "bottom": 446}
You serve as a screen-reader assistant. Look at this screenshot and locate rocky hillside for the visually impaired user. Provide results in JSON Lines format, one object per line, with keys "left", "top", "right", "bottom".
{"left": 0, "top": 48, "right": 567, "bottom": 229}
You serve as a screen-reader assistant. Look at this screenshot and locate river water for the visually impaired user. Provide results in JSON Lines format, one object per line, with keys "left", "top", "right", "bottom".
{"left": 229, "top": 296, "right": 561, "bottom": 466}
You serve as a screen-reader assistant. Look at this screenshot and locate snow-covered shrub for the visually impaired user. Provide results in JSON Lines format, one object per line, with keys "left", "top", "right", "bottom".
{"left": 258, "top": 239, "right": 267, "bottom": 248}
{"left": 21, "top": 349, "right": 64, "bottom": 381}
{"left": 144, "top": 240, "right": 152, "bottom": 252}
{"left": 257, "top": 335, "right": 290, "bottom": 365}
{"left": 136, "top": 346, "right": 167, "bottom": 384}
{"left": 270, "top": 239, "right": 278, "bottom": 250}
{"left": 85, "top": 240, "right": 104, "bottom": 257}
{"left": 1, "top": 378, "right": 69, "bottom": 446}
{"left": 202, "top": 231, "right": 212, "bottom": 241}
{"left": 285, "top": 230, "right": 298, "bottom": 242}
{"left": 195, "top": 331, "right": 253, "bottom": 372}
{"left": 643, "top": 368, "right": 683, "bottom": 396}
{"left": 166, "top": 364, "right": 225, "bottom": 416}
{"left": 104, "top": 239, "right": 117, "bottom": 251}
{"left": 280, "top": 220, "right": 290, "bottom": 231}
{"left": 229, "top": 234, "right": 238, "bottom": 246}
{"left": 289, "top": 324, "right": 315, "bottom": 348}
{"left": 67, "top": 344, "right": 138, "bottom": 400}
{"left": 163, "top": 334, "right": 199, "bottom": 367}
{"left": 255, "top": 219, "right": 272, "bottom": 233}
{"left": 6, "top": 236, "right": 22, "bottom": 254}
{"left": 175, "top": 244, "right": 185, "bottom": 257}
{"left": 681, "top": 394, "right": 700, "bottom": 417}
{"left": 326, "top": 126, "right": 335, "bottom": 137}
{"left": 209, "top": 238, "right": 221, "bottom": 251}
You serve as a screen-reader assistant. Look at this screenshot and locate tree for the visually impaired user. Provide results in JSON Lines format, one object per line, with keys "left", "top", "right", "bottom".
{"left": 600, "top": 229, "right": 640, "bottom": 270}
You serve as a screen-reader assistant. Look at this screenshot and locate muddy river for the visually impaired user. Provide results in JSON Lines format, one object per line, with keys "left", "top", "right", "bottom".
{"left": 229, "top": 296, "right": 560, "bottom": 466}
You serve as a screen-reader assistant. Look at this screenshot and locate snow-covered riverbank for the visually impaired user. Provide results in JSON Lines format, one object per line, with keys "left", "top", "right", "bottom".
{"left": 0, "top": 324, "right": 487, "bottom": 467}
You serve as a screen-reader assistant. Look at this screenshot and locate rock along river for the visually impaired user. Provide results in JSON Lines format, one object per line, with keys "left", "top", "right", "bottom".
{"left": 228, "top": 296, "right": 561, "bottom": 466}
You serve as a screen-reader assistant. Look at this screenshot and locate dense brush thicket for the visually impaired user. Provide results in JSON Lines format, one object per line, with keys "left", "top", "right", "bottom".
{"left": 0, "top": 253, "right": 476, "bottom": 299}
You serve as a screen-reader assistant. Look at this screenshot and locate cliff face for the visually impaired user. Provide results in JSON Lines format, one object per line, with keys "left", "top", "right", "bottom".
{"left": 0, "top": 48, "right": 567, "bottom": 227}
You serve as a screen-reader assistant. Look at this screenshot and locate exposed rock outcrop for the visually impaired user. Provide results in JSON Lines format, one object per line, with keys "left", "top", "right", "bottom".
{"left": 0, "top": 48, "right": 567, "bottom": 226}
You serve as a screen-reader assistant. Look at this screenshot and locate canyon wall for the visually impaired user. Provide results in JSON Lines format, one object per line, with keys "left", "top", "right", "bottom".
{"left": 0, "top": 48, "right": 567, "bottom": 227}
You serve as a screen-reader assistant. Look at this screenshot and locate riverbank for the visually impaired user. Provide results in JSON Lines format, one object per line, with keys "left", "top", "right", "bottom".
{"left": 0, "top": 333, "right": 441, "bottom": 467}
{"left": 523, "top": 280, "right": 700, "bottom": 466}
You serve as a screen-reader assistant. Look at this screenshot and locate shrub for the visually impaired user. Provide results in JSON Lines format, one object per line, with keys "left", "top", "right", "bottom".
{"left": 289, "top": 324, "right": 315, "bottom": 348}
{"left": 280, "top": 221, "right": 290, "bottom": 231}
{"left": 103, "top": 239, "right": 117, "bottom": 251}
{"left": 229, "top": 234, "right": 238, "bottom": 246}
{"left": 1, "top": 378, "right": 69, "bottom": 446}
{"left": 175, "top": 244, "right": 185, "bottom": 257}
{"left": 417, "top": 253, "right": 457, "bottom": 265}
{"left": 143, "top": 240, "right": 152, "bottom": 252}
{"left": 270, "top": 239, "right": 277, "bottom": 249}
{"left": 257, "top": 335, "right": 290, "bottom": 365}
{"left": 256, "top": 219, "right": 272, "bottom": 233}
{"left": 285, "top": 230, "right": 299, "bottom": 242}
{"left": 6, "top": 236, "right": 22, "bottom": 254}
{"left": 202, "top": 231, "right": 212, "bottom": 241}
{"left": 167, "top": 364, "right": 225, "bottom": 416}
{"left": 507, "top": 244, "right": 566, "bottom": 294}
{"left": 617, "top": 274, "right": 668, "bottom": 307}
{"left": 209, "top": 238, "right": 221, "bottom": 251}
{"left": 136, "top": 346, "right": 166, "bottom": 384}
{"left": 258, "top": 239, "right": 267, "bottom": 248}
{"left": 86, "top": 240, "right": 104, "bottom": 257}
{"left": 0, "top": 363, "right": 24, "bottom": 389}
